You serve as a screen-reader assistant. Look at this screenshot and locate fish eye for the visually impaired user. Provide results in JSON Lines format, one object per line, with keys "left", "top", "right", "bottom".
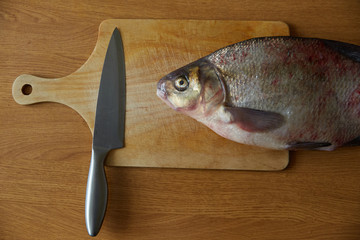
{"left": 174, "top": 76, "right": 189, "bottom": 91}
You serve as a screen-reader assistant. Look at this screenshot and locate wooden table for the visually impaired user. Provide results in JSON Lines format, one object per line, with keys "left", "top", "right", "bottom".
{"left": 1, "top": 1, "right": 360, "bottom": 239}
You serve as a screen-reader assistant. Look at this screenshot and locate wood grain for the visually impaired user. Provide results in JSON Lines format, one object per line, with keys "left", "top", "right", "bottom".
{"left": 1, "top": 0, "right": 360, "bottom": 239}
{"left": 12, "top": 19, "right": 289, "bottom": 170}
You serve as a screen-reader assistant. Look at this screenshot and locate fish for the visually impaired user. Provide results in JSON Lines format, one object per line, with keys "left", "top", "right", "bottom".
{"left": 156, "top": 37, "right": 360, "bottom": 151}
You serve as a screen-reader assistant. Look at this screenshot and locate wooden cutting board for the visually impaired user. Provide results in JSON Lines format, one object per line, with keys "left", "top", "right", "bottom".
{"left": 12, "top": 19, "right": 290, "bottom": 170}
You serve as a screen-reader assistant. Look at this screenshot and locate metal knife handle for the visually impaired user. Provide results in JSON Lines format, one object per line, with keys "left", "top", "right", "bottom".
{"left": 85, "top": 146, "right": 109, "bottom": 237}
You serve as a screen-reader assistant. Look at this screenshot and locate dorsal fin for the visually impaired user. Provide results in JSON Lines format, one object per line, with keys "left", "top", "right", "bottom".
{"left": 322, "top": 39, "right": 360, "bottom": 62}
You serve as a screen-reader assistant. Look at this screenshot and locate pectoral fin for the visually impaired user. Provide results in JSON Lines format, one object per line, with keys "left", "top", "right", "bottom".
{"left": 224, "top": 107, "right": 285, "bottom": 132}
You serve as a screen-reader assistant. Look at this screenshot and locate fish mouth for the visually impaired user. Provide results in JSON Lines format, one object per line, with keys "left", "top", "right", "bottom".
{"left": 156, "top": 79, "right": 168, "bottom": 100}
{"left": 157, "top": 78, "right": 179, "bottom": 110}
{"left": 156, "top": 88, "right": 168, "bottom": 101}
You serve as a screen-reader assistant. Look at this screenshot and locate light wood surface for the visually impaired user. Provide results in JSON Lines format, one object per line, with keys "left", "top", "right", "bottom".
{"left": 12, "top": 19, "right": 289, "bottom": 170}
{"left": 1, "top": 0, "right": 360, "bottom": 239}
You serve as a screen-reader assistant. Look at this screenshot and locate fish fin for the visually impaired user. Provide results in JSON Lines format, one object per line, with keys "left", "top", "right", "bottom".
{"left": 343, "top": 136, "right": 360, "bottom": 147}
{"left": 286, "top": 141, "right": 331, "bottom": 150}
{"left": 322, "top": 40, "right": 360, "bottom": 62}
{"left": 224, "top": 107, "right": 285, "bottom": 132}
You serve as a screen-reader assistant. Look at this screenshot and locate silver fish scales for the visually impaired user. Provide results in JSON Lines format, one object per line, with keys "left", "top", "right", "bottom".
{"left": 157, "top": 37, "right": 360, "bottom": 150}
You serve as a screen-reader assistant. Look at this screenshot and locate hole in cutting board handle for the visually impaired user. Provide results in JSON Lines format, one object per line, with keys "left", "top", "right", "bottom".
{"left": 21, "top": 84, "right": 32, "bottom": 95}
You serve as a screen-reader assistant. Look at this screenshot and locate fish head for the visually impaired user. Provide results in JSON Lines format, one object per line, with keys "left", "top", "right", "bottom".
{"left": 157, "top": 60, "right": 225, "bottom": 117}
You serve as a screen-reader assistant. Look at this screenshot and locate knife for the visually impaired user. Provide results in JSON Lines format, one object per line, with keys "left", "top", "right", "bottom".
{"left": 85, "top": 28, "right": 126, "bottom": 237}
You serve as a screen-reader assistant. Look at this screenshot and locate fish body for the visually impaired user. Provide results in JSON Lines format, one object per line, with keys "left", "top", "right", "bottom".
{"left": 157, "top": 37, "right": 360, "bottom": 150}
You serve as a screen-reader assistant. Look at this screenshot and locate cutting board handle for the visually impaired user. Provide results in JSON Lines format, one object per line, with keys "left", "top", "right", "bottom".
{"left": 12, "top": 74, "right": 64, "bottom": 105}
{"left": 12, "top": 73, "right": 97, "bottom": 132}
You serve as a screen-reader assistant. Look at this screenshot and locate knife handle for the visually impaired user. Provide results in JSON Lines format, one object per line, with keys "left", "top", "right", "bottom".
{"left": 85, "top": 146, "right": 109, "bottom": 237}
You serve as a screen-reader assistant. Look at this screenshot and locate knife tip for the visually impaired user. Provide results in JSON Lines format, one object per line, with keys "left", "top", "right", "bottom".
{"left": 112, "top": 27, "right": 119, "bottom": 35}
